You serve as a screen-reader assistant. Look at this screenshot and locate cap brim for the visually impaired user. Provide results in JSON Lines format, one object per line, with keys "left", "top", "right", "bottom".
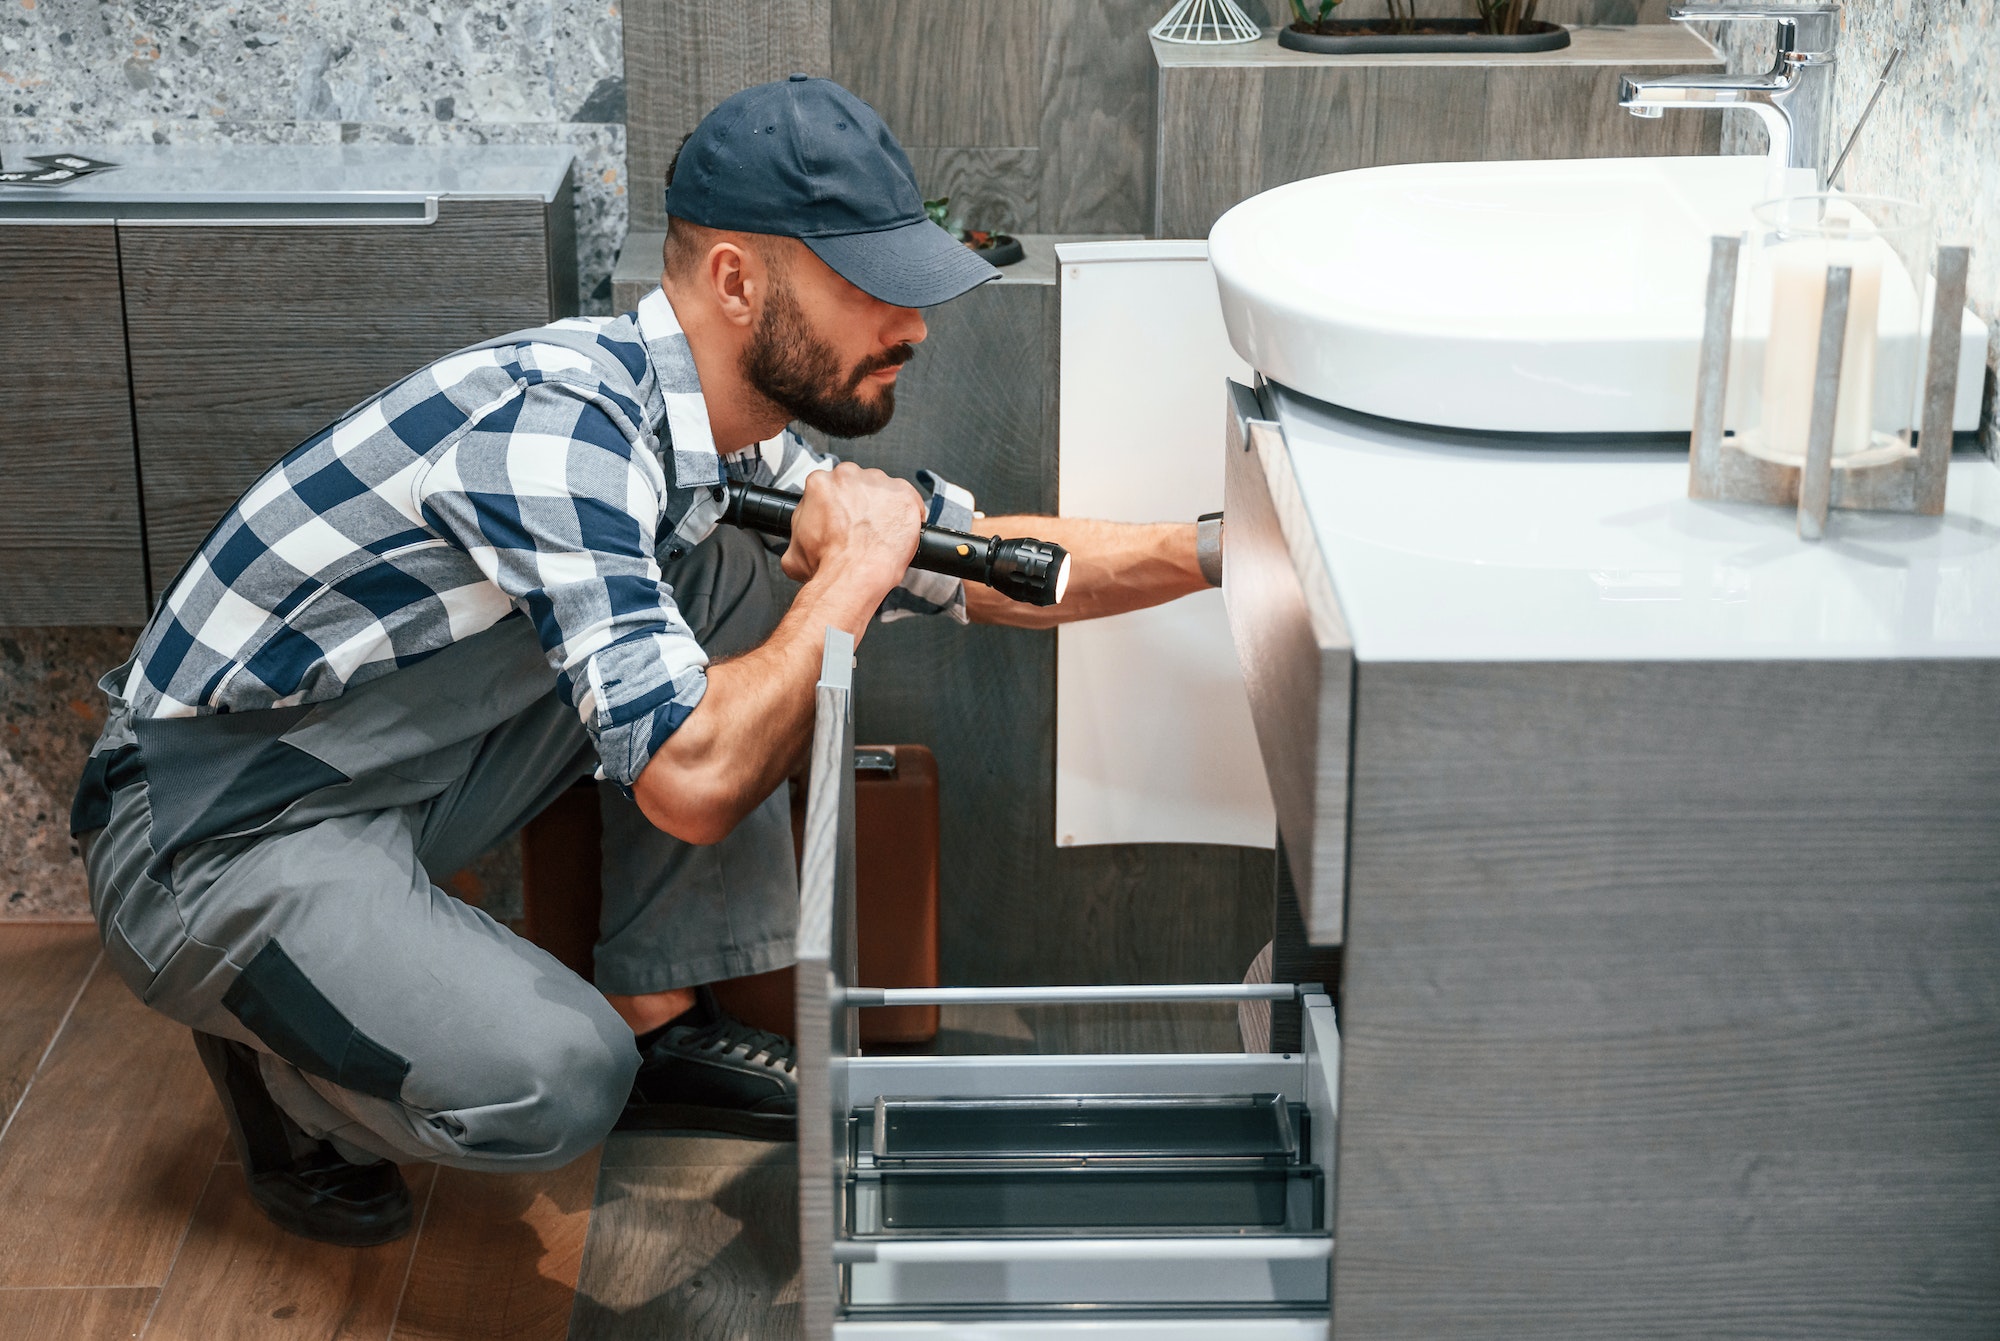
{"left": 803, "top": 218, "right": 1001, "bottom": 309}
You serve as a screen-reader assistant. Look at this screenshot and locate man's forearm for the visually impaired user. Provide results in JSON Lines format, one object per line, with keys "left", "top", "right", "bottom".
{"left": 631, "top": 569, "right": 885, "bottom": 842}
{"left": 963, "top": 516, "right": 1206, "bottom": 628}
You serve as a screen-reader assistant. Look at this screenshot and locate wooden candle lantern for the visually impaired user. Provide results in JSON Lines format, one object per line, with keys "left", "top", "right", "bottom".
{"left": 1688, "top": 223, "right": 1971, "bottom": 540}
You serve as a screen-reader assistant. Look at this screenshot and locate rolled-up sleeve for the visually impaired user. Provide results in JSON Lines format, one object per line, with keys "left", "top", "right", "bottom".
{"left": 725, "top": 430, "right": 974, "bottom": 624}
{"left": 416, "top": 378, "right": 707, "bottom": 787}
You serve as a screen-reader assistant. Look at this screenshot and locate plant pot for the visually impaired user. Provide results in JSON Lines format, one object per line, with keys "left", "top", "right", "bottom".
{"left": 1278, "top": 18, "right": 1570, "bottom": 54}
{"left": 968, "top": 233, "right": 1025, "bottom": 267}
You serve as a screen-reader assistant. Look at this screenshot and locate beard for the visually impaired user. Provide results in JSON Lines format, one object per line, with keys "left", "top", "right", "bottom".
{"left": 741, "top": 280, "right": 913, "bottom": 439}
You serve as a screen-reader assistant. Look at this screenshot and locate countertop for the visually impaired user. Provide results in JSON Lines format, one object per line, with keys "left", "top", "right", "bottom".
{"left": 1268, "top": 379, "right": 2000, "bottom": 661}
{"left": 0, "top": 143, "right": 573, "bottom": 220}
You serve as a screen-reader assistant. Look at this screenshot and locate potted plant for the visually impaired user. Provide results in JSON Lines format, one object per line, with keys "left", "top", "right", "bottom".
{"left": 925, "top": 197, "right": 1024, "bottom": 268}
{"left": 1277, "top": 0, "right": 1570, "bottom": 54}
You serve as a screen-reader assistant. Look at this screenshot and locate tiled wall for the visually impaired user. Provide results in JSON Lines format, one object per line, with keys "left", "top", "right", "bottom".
{"left": 1707, "top": 0, "right": 1998, "bottom": 449}
{"left": 0, "top": 0, "right": 628, "bottom": 309}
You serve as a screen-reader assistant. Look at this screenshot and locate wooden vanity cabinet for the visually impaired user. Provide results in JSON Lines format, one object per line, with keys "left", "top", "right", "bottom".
{"left": 1, "top": 154, "right": 575, "bottom": 624}
{"left": 1223, "top": 378, "right": 2000, "bottom": 1338}
{"left": 0, "top": 224, "right": 150, "bottom": 625}
{"left": 121, "top": 193, "right": 576, "bottom": 585}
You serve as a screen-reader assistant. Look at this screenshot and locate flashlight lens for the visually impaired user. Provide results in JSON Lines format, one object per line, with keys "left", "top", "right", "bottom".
{"left": 1052, "top": 554, "right": 1072, "bottom": 605}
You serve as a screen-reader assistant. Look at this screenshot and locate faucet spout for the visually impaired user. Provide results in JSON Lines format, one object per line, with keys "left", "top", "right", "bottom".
{"left": 1618, "top": 71, "right": 1798, "bottom": 175}
{"left": 1615, "top": 4, "right": 1840, "bottom": 192}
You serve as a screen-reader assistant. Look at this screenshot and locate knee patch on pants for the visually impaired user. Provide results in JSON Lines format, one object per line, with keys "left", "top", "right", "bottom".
{"left": 223, "top": 939, "right": 412, "bottom": 1103}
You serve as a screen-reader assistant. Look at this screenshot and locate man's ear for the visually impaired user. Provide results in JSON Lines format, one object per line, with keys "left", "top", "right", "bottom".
{"left": 705, "top": 237, "right": 759, "bottom": 329}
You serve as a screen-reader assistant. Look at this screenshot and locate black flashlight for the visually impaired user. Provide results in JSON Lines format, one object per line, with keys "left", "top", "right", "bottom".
{"left": 719, "top": 479, "right": 1072, "bottom": 608}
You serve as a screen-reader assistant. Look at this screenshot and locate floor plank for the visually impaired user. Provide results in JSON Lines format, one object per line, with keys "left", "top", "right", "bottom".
{"left": 597, "top": 1133, "right": 795, "bottom": 1171}
{"left": 0, "top": 1285, "right": 157, "bottom": 1339}
{"left": 0, "top": 923, "right": 100, "bottom": 1130}
{"left": 569, "top": 1160, "right": 799, "bottom": 1341}
{"left": 0, "top": 967, "right": 222, "bottom": 1288}
{"left": 143, "top": 1162, "right": 436, "bottom": 1341}
{"left": 389, "top": 1151, "right": 601, "bottom": 1341}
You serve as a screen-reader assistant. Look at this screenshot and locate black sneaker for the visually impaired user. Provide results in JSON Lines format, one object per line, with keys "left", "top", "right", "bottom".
{"left": 191, "top": 1030, "right": 415, "bottom": 1247}
{"left": 618, "top": 987, "right": 798, "bottom": 1140}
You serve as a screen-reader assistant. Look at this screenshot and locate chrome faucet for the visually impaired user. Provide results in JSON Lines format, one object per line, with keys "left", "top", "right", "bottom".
{"left": 1619, "top": 4, "right": 1840, "bottom": 191}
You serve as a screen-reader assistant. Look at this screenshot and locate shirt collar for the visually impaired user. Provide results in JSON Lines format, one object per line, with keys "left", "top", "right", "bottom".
{"left": 635, "top": 287, "right": 722, "bottom": 489}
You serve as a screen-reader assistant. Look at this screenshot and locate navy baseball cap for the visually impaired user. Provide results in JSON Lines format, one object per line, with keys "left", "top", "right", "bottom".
{"left": 664, "top": 74, "right": 999, "bottom": 309}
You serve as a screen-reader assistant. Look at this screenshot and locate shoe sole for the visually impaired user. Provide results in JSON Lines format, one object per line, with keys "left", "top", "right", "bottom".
{"left": 616, "top": 1103, "right": 797, "bottom": 1141}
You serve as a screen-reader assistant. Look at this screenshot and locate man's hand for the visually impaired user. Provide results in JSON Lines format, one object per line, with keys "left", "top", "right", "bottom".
{"left": 962, "top": 516, "right": 1207, "bottom": 629}
{"left": 632, "top": 464, "right": 921, "bottom": 846}
{"left": 782, "top": 462, "right": 924, "bottom": 592}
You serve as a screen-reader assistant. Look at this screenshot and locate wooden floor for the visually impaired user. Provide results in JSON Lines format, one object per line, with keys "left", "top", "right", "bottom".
{"left": 0, "top": 923, "right": 1238, "bottom": 1341}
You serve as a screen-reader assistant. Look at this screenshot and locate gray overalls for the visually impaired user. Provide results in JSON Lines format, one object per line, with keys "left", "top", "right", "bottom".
{"left": 73, "top": 526, "right": 793, "bottom": 1171}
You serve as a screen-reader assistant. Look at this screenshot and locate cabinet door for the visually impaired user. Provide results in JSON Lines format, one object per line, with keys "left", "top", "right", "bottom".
{"left": 0, "top": 224, "right": 149, "bottom": 625}
{"left": 118, "top": 198, "right": 562, "bottom": 583}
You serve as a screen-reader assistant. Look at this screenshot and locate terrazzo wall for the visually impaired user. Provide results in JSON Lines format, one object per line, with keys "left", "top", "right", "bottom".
{"left": 1707, "top": 0, "right": 1998, "bottom": 450}
{"left": 0, "top": 0, "right": 628, "bottom": 309}
{"left": 0, "top": 0, "right": 623, "bottom": 919}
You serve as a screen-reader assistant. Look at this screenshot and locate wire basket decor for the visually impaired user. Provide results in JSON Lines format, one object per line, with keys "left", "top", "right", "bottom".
{"left": 1150, "top": 0, "right": 1263, "bottom": 44}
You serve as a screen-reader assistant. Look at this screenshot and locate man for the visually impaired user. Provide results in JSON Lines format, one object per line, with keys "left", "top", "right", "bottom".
{"left": 71, "top": 75, "right": 1220, "bottom": 1248}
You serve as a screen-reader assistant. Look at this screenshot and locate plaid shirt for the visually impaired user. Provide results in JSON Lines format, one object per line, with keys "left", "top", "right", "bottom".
{"left": 119, "top": 288, "right": 974, "bottom": 787}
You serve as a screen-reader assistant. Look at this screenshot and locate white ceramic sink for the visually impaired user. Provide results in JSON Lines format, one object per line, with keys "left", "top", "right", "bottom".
{"left": 1208, "top": 156, "right": 1987, "bottom": 435}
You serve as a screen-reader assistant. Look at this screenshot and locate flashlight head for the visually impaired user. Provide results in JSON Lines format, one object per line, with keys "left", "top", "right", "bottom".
{"left": 988, "top": 537, "right": 1070, "bottom": 607}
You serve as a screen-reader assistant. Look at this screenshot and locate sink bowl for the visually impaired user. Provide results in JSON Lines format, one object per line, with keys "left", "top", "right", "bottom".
{"left": 1208, "top": 156, "right": 1987, "bottom": 435}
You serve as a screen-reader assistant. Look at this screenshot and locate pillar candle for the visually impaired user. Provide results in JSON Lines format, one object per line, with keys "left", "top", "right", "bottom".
{"left": 1757, "top": 238, "right": 1883, "bottom": 459}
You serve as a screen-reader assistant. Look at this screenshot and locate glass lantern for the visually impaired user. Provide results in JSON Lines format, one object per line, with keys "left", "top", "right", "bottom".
{"left": 1724, "top": 194, "right": 1936, "bottom": 469}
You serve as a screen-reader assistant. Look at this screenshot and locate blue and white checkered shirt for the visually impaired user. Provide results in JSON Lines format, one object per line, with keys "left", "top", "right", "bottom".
{"left": 118, "top": 288, "right": 974, "bottom": 787}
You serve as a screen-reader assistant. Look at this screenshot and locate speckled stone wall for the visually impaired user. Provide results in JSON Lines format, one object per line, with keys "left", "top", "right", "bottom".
{"left": 1707, "top": 0, "right": 1998, "bottom": 450}
{"left": 0, "top": 0, "right": 628, "bottom": 309}
{"left": 0, "top": 0, "right": 620, "bottom": 918}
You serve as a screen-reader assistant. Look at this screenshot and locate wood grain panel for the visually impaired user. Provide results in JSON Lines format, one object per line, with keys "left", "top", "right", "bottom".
{"left": 916, "top": 1001, "right": 1244, "bottom": 1053}
{"left": 623, "top": 0, "right": 834, "bottom": 230}
{"left": 903, "top": 147, "right": 1040, "bottom": 234}
{"left": 119, "top": 201, "right": 558, "bottom": 583}
{"left": 1258, "top": 65, "right": 1376, "bottom": 189}
{"left": 1485, "top": 59, "right": 1723, "bottom": 159}
{"left": 1154, "top": 65, "right": 1264, "bottom": 237}
{"left": 1333, "top": 659, "right": 2000, "bottom": 1338}
{"left": 0, "top": 1286, "right": 156, "bottom": 1339}
{"left": 1269, "top": 836, "right": 1342, "bottom": 1053}
{"left": 388, "top": 1152, "right": 599, "bottom": 1341}
{"left": 1037, "top": 0, "right": 1159, "bottom": 234}
{"left": 570, "top": 1163, "right": 801, "bottom": 1341}
{"left": 831, "top": 0, "right": 1042, "bottom": 148}
{"left": 0, "top": 924, "right": 99, "bottom": 1130}
{"left": 144, "top": 1162, "right": 436, "bottom": 1341}
{"left": 1370, "top": 63, "right": 1490, "bottom": 167}
{"left": 1222, "top": 399, "right": 1351, "bottom": 945}
{"left": 0, "top": 968, "right": 221, "bottom": 1287}
{"left": 0, "top": 224, "right": 149, "bottom": 625}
